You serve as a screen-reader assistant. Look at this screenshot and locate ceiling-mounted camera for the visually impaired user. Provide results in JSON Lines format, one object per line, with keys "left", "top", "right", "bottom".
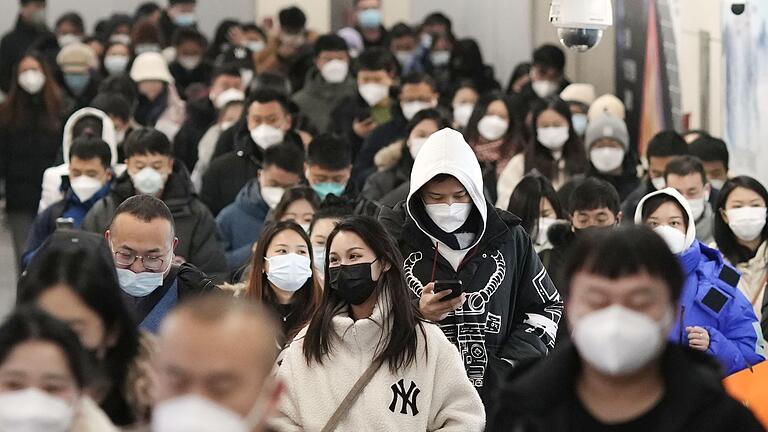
{"left": 730, "top": 1, "right": 747, "bottom": 15}
{"left": 549, "top": 0, "right": 614, "bottom": 52}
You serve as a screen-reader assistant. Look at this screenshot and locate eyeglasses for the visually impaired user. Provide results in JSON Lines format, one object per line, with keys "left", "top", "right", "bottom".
{"left": 112, "top": 250, "right": 168, "bottom": 272}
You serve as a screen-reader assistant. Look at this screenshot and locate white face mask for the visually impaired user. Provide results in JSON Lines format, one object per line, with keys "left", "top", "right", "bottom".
{"left": 110, "top": 34, "right": 132, "bottom": 45}
{"left": 266, "top": 253, "right": 312, "bottom": 292}
{"left": 726, "top": 207, "right": 768, "bottom": 242}
{"left": 57, "top": 33, "right": 81, "bottom": 47}
{"left": 590, "top": 147, "right": 625, "bottom": 173}
{"left": 401, "top": 101, "right": 433, "bottom": 121}
{"left": 651, "top": 176, "right": 667, "bottom": 191}
{"left": 452, "top": 103, "right": 474, "bottom": 128}
{"left": 572, "top": 304, "right": 669, "bottom": 376}
{"left": 532, "top": 79, "right": 559, "bottom": 98}
{"left": 178, "top": 55, "right": 202, "bottom": 71}
{"left": 152, "top": 394, "right": 265, "bottom": 432}
{"left": 104, "top": 55, "right": 129, "bottom": 75}
{"left": 250, "top": 124, "right": 285, "bottom": 150}
{"left": 116, "top": 267, "right": 165, "bottom": 297}
{"left": 320, "top": 59, "right": 349, "bottom": 83}
{"left": 312, "top": 245, "right": 326, "bottom": 271}
{"left": 18, "top": 69, "right": 46, "bottom": 94}
{"left": 358, "top": 83, "right": 389, "bottom": 107}
{"left": 537, "top": 126, "right": 570, "bottom": 150}
{"left": 70, "top": 175, "right": 104, "bottom": 202}
{"left": 425, "top": 202, "right": 473, "bottom": 233}
{"left": 260, "top": 186, "right": 285, "bottom": 209}
{"left": 477, "top": 115, "right": 509, "bottom": 141}
{"left": 131, "top": 167, "right": 166, "bottom": 195}
{"left": 537, "top": 217, "right": 557, "bottom": 246}
{"left": 247, "top": 40, "right": 265, "bottom": 54}
{"left": 408, "top": 137, "right": 428, "bottom": 159}
{"left": 0, "top": 388, "right": 75, "bottom": 432}
{"left": 653, "top": 225, "right": 687, "bottom": 255}
{"left": 710, "top": 179, "right": 725, "bottom": 190}
{"left": 687, "top": 196, "right": 707, "bottom": 221}
{"left": 213, "top": 88, "right": 245, "bottom": 109}
{"left": 572, "top": 113, "right": 588, "bottom": 136}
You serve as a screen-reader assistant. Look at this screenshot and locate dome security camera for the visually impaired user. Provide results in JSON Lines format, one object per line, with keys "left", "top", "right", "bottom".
{"left": 730, "top": 1, "right": 747, "bottom": 15}
{"left": 549, "top": 0, "right": 614, "bottom": 52}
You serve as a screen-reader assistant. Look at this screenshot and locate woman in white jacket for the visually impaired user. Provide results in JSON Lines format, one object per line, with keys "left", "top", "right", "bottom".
{"left": 273, "top": 216, "right": 485, "bottom": 432}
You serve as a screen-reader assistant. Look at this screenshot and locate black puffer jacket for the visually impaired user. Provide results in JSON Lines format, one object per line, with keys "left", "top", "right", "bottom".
{"left": 82, "top": 162, "right": 227, "bottom": 277}
{"left": 379, "top": 128, "right": 562, "bottom": 403}
{"left": 361, "top": 139, "right": 413, "bottom": 203}
{"left": 201, "top": 123, "right": 304, "bottom": 216}
{"left": 487, "top": 343, "right": 765, "bottom": 432}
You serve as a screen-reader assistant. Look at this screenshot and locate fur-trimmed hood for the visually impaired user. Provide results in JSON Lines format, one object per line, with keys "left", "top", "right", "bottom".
{"left": 374, "top": 139, "right": 406, "bottom": 171}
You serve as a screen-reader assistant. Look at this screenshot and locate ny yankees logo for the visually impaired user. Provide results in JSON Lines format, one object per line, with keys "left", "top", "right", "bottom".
{"left": 389, "top": 379, "right": 420, "bottom": 416}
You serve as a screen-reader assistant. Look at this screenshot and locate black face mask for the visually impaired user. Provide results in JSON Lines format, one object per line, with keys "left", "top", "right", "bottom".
{"left": 328, "top": 260, "right": 378, "bottom": 305}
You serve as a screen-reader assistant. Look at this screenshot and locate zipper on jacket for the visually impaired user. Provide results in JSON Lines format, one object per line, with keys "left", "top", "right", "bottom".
{"left": 678, "top": 305, "right": 686, "bottom": 345}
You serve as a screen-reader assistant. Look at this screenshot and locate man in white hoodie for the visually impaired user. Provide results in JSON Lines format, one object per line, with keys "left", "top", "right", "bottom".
{"left": 380, "top": 128, "right": 563, "bottom": 406}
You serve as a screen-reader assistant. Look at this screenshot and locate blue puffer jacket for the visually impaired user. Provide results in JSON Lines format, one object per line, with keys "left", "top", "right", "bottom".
{"left": 670, "top": 240, "right": 766, "bottom": 375}
{"left": 216, "top": 179, "right": 271, "bottom": 270}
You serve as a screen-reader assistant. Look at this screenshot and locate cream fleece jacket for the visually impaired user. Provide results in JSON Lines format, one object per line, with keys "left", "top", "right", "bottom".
{"left": 272, "top": 296, "right": 485, "bottom": 432}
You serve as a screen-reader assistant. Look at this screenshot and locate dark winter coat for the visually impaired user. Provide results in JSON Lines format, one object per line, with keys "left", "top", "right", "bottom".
{"left": 291, "top": 68, "right": 356, "bottom": 133}
{"left": 379, "top": 129, "right": 562, "bottom": 403}
{"left": 82, "top": 163, "right": 227, "bottom": 277}
{"left": 172, "top": 97, "right": 217, "bottom": 171}
{"left": 216, "top": 179, "right": 271, "bottom": 270}
{"left": 200, "top": 124, "right": 303, "bottom": 216}
{"left": 361, "top": 139, "right": 413, "bottom": 203}
{"left": 0, "top": 16, "right": 51, "bottom": 92}
{"left": 486, "top": 343, "right": 765, "bottom": 432}
{"left": 351, "top": 108, "right": 408, "bottom": 190}
{"left": 0, "top": 97, "right": 61, "bottom": 212}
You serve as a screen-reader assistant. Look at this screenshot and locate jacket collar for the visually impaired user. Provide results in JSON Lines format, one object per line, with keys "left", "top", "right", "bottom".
{"left": 331, "top": 292, "right": 392, "bottom": 354}
{"left": 504, "top": 343, "right": 727, "bottom": 432}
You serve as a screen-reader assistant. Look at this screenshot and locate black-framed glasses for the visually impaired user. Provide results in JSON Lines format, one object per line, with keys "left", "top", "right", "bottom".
{"left": 112, "top": 250, "right": 168, "bottom": 271}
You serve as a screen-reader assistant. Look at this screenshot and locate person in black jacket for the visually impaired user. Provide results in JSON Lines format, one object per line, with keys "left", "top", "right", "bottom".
{"left": 157, "top": 0, "right": 197, "bottom": 47}
{"left": 488, "top": 226, "right": 764, "bottom": 432}
{"left": 82, "top": 128, "right": 227, "bottom": 277}
{"left": 330, "top": 47, "right": 397, "bottom": 161}
{"left": 621, "top": 130, "right": 690, "bottom": 223}
{"left": 516, "top": 44, "right": 571, "bottom": 119}
{"left": 379, "top": 128, "right": 562, "bottom": 404}
{"left": 362, "top": 108, "right": 450, "bottom": 204}
{"left": 351, "top": 72, "right": 439, "bottom": 190}
{"left": 172, "top": 65, "right": 243, "bottom": 171}
{"left": 0, "top": 0, "right": 51, "bottom": 93}
{"left": 167, "top": 27, "right": 213, "bottom": 99}
{"left": 105, "top": 194, "right": 215, "bottom": 333}
{"left": 201, "top": 88, "right": 303, "bottom": 216}
{"left": 0, "top": 51, "right": 64, "bottom": 271}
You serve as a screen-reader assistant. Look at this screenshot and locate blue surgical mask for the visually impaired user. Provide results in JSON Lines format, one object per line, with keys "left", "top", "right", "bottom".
{"left": 174, "top": 13, "right": 196, "bottom": 27}
{"left": 572, "top": 113, "right": 588, "bottom": 136}
{"left": 116, "top": 267, "right": 165, "bottom": 297}
{"left": 358, "top": 9, "right": 382, "bottom": 28}
{"left": 64, "top": 73, "right": 90, "bottom": 95}
{"left": 312, "top": 182, "right": 346, "bottom": 200}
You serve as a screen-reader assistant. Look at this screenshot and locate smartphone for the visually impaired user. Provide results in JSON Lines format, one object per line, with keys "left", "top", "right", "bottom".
{"left": 434, "top": 280, "right": 463, "bottom": 301}
{"left": 55, "top": 217, "right": 75, "bottom": 230}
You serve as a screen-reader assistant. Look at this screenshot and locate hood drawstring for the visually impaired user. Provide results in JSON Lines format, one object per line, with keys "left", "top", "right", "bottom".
{"left": 430, "top": 242, "right": 439, "bottom": 282}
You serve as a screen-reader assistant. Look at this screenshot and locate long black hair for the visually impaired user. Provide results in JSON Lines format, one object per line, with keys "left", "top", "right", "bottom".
{"left": 0, "top": 307, "right": 90, "bottom": 389}
{"left": 303, "top": 216, "right": 426, "bottom": 373}
{"left": 714, "top": 176, "right": 768, "bottom": 264}
{"left": 17, "top": 230, "right": 140, "bottom": 426}
{"left": 246, "top": 220, "right": 323, "bottom": 342}
{"left": 464, "top": 92, "right": 523, "bottom": 160}
{"left": 526, "top": 97, "right": 587, "bottom": 182}
{"left": 507, "top": 171, "right": 565, "bottom": 238}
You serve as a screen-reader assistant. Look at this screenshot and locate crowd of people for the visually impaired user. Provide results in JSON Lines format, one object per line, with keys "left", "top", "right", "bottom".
{"left": 0, "top": 0, "right": 766, "bottom": 430}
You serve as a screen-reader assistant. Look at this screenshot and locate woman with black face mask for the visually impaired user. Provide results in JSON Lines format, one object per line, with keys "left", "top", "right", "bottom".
{"left": 274, "top": 216, "right": 485, "bottom": 431}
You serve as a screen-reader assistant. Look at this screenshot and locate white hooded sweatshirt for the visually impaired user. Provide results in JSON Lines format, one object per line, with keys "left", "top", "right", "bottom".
{"left": 406, "top": 128, "right": 488, "bottom": 270}
{"left": 272, "top": 293, "right": 485, "bottom": 432}
{"left": 37, "top": 108, "right": 126, "bottom": 213}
